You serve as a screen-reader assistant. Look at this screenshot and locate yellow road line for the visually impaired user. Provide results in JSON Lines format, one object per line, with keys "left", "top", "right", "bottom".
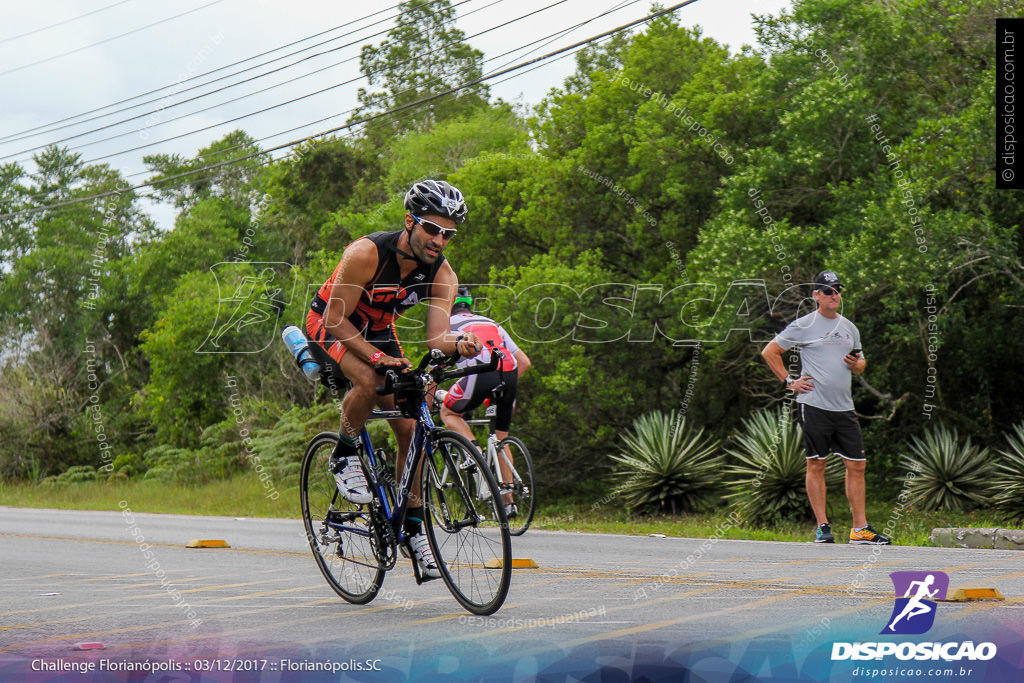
{"left": 0, "top": 586, "right": 325, "bottom": 634}
{"left": 0, "top": 576, "right": 316, "bottom": 619}
{"left": 0, "top": 532, "right": 308, "bottom": 558}
{"left": 4, "top": 572, "right": 77, "bottom": 582}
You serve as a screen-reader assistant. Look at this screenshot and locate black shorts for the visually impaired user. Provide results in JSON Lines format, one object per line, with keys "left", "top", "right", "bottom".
{"left": 303, "top": 320, "right": 402, "bottom": 392}
{"left": 444, "top": 368, "right": 518, "bottom": 432}
{"left": 796, "top": 403, "right": 865, "bottom": 461}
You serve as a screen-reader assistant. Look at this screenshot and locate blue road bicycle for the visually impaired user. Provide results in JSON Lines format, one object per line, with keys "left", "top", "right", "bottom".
{"left": 295, "top": 345, "right": 512, "bottom": 615}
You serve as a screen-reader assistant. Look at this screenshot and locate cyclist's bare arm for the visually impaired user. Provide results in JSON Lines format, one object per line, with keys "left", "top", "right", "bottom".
{"left": 429, "top": 267, "right": 481, "bottom": 358}
{"left": 323, "top": 239, "right": 408, "bottom": 369}
{"left": 513, "top": 349, "right": 531, "bottom": 377}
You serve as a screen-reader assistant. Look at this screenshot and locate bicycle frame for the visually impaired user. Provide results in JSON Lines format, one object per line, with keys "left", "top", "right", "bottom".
{"left": 328, "top": 400, "right": 474, "bottom": 570}
{"left": 298, "top": 342, "right": 511, "bottom": 613}
{"left": 465, "top": 408, "right": 523, "bottom": 498}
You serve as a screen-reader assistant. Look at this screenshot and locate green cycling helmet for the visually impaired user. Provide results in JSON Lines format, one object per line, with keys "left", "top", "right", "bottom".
{"left": 453, "top": 286, "right": 472, "bottom": 311}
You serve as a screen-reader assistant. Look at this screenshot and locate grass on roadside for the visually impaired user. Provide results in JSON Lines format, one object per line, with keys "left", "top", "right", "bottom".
{"left": 0, "top": 476, "right": 301, "bottom": 519}
{"left": 0, "top": 478, "right": 1012, "bottom": 545}
{"left": 527, "top": 499, "right": 1012, "bottom": 546}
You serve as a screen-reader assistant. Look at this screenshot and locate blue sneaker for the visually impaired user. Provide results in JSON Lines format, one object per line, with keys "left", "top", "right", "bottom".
{"left": 815, "top": 523, "right": 835, "bottom": 543}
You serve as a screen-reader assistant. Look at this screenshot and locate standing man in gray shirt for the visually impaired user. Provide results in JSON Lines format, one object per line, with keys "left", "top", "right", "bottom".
{"left": 761, "top": 270, "right": 891, "bottom": 545}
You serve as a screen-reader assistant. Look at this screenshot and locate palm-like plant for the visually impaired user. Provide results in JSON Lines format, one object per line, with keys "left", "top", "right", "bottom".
{"left": 900, "top": 423, "right": 993, "bottom": 511}
{"left": 724, "top": 406, "right": 844, "bottom": 524}
{"left": 608, "top": 411, "right": 722, "bottom": 514}
{"left": 991, "top": 422, "right": 1024, "bottom": 522}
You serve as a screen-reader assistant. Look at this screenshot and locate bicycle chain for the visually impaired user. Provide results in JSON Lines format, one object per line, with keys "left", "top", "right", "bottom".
{"left": 368, "top": 500, "right": 397, "bottom": 571}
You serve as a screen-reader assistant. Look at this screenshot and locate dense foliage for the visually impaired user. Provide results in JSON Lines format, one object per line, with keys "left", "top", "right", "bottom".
{"left": 1, "top": 0, "right": 1020, "bottom": 517}
{"left": 900, "top": 423, "right": 994, "bottom": 511}
{"left": 723, "top": 406, "right": 844, "bottom": 524}
{"left": 991, "top": 422, "right": 1024, "bottom": 522}
{"left": 609, "top": 411, "right": 722, "bottom": 514}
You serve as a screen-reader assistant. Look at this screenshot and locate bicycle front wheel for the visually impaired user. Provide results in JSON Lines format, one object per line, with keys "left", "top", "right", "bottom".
{"left": 300, "top": 432, "right": 383, "bottom": 604}
{"left": 422, "top": 431, "right": 511, "bottom": 615}
{"left": 496, "top": 436, "right": 536, "bottom": 536}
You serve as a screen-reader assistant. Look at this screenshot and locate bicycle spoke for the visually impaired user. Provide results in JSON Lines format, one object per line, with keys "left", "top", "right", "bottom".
{"left": 495, "top": 436, "right": 536, "bottom": 536}
{"left": 422, "top": 432, "right": 511, "bottom": 615}
{"left": 301, "top": 432, "right": 384, "bottom": 604}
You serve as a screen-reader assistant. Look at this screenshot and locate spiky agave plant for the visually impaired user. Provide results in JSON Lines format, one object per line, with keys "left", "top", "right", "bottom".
{"left": 900, "top": 423, "right": 993, "bottom": 511}
{"left": 991, "top": 422, "right": 1024, "bottom": 522}
{"left": 608, "top": 411, "right": 722, "bottom": 514}
{"left": 724, "top": 406, "right": 844, "bottom": 524}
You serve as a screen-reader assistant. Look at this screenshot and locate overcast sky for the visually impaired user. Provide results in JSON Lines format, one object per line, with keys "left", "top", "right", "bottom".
{"left": 0, "top": 0, "right": 791, "bottom": 221}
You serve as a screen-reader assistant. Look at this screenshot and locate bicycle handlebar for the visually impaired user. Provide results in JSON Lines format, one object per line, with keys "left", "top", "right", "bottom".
{"left": 439, "top": 349, "right": 502, "bottom": 382}
{"left": 375, "top": 349, "right": 503, "bottom": 397}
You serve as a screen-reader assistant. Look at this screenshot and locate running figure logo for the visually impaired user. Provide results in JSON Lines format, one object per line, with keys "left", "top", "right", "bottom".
{"left": 197, "top": 263, "right": 290, "bottom": 353}
{"left": 881, "top": 571, "right": 949, "bottom": 635}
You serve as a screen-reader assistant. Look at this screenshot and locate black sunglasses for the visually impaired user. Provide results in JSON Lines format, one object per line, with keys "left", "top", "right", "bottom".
{"left": 411, "top": 214, "right": 457, "bottom": 239}
{"left": 817, "top": 286, "right": 842, "bottom": 296}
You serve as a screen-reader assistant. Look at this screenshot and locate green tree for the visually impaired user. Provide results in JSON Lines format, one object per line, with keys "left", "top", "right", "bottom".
{"left": 352, "top": 0, "right": 489, "bottom": 141}
{"left": 261, "top": 138, "right": 382, "bottom": 265}
{"left": 144, "top": 130, "right": 267, "bottom": 210}
{"left": 0, "top": 148, "right": 152, "bottom": 478}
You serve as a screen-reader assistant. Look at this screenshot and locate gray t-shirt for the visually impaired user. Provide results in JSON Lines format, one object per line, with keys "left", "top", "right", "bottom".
{"left": 772, "top": 312, "right": 862, "bottom": 412}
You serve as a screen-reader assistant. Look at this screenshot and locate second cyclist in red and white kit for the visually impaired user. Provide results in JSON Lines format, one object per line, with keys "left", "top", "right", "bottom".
{"left": 439, "top": 287, "right": 531, "bottom": 518}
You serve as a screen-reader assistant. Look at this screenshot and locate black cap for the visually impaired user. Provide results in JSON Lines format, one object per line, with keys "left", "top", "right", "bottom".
{"left": 813, "top": 270, "right": 842, "bottom": 291}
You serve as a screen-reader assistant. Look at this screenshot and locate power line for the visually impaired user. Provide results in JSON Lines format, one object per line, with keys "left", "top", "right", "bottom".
{"left": 0, "top": 0, "right": 137, "bottom": 46}
{"left": 482, "top": 0, "right": 637, "bottom": 83}
{"left": 0, "top": 1, "right": 226, "bottom": 78}
{"left": 12, "top": 0, "right": 504, "bottom": 204}
{"left": 0, "top": 0, "right": 497, "bottom": 163}
{"left": 13, "top": 27, "right": 621, "bottom": 216}
{"left": 15, "top": 0, "right": 641, "bottom": 206}
{"left": 131, "top": 32, "right": 618, "bottom": 209}
{"left": 248, "top": 0, "right": 641, "bottom": 151}
{"left": 8, "top": 0, "right": 566, "bottom": 169}
{"left": 0, "top": 0, "right": 443, "bottom": 145}
{"left": 0, "top": 0, "right": 700, "bottom": 222}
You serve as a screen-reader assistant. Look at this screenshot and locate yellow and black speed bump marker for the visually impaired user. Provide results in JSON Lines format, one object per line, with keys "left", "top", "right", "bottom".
{"left": 484, "top": 558, "right": 539, "bottom": 569}
{"left": 940, "top": 588, "right": 1005, "bottom": 602}
{"left": 186, "top": 539, "right": 231, "bottom": 548}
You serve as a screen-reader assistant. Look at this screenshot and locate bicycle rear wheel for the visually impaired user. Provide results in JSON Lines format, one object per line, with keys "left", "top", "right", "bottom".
{"left": 300, "top": 432, "right": 383, "bottom": 604}
{"left": 421, "top": 431, "right": 511, "bottom": 615}
{"left": 495, "top": 436, "right": 536, "bottom": 536}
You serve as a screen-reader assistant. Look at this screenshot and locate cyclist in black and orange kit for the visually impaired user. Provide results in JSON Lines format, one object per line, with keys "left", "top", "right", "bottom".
{"left": 440, "top": 287, "right": 531, "bottom": 518}
{"left": 305, "top": 179, "right": 482, "bottom": 579}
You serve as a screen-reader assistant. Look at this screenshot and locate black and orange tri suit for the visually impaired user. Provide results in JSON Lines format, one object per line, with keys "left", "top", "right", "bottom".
{"left": 306, "top": 230, "right": 446, "bottom": 364}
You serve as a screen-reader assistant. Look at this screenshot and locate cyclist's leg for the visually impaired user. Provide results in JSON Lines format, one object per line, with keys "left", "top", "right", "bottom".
{"left": 379, "top": 378, "right": 440, "bottom": 578}
{"left": 306, "top": 312, "right": 379, "bottom": 449}
{"left": 337, "top": 354, "right": 380, "bottom": 435}
{"left": 361, "top": 337, "right": 420, "bottom": 509}
{"left": 494, "top": 428, "right": 512, "bottom": 504}
{"left": 492, "top": 371, "right": 519, "bottom": 504}
{"left": 439, "top": 375, "right": 482, "bottom": 447}
{"left": 306, "top": 315, "right": 378, "bottom": 501}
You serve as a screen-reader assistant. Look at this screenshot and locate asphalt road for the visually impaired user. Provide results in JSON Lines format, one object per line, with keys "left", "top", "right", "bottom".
{"left": 1, "top": 506, "right": 1022, "bottom": 682}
